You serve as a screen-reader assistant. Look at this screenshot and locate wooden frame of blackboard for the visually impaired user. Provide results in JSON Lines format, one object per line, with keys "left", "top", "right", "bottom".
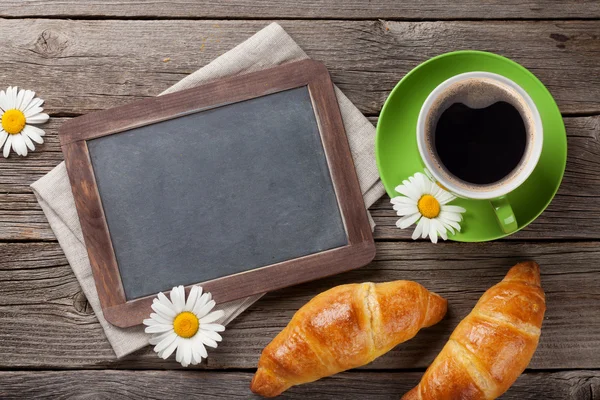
{"left": 59, "top": 59, "right": 375, "bottom": 328}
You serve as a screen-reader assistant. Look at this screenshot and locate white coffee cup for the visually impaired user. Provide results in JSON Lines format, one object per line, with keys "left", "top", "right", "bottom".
{"left": 416, "top": 72, "right": 543, "bottom": 233}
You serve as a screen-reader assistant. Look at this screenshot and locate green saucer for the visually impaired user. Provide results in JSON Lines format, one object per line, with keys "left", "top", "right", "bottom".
{"left": 375, "top": 51, "right": 567, "bottom": 242}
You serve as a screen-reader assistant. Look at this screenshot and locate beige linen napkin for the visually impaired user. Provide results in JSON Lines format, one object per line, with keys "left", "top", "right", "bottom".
{"left": 31, "top": 22, "right": 385, "bottom": 358}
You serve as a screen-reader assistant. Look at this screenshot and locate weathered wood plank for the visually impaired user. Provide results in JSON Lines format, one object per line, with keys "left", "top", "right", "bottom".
{"left": 1, "top": 116, "right": 597, "bottom": 241}
{"left": 1, "top": 20, "right": 599, "bottom": 116}
{"left": 3, "top": 0, "right": 600, "bottom": 20}
{"left": 1, "top": 241, "right": 598, "bottom": 369}
{"left": 0, "top": 370, "right": 598, "bottom": 400}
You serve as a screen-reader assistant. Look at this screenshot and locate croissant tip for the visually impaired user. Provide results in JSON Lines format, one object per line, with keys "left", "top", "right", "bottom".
{"left": 423, "top": 292, "right": 448, "bottom": 327}
{"left": 250, "top": 367, "right": 288, "bottom": 398}
{"left": 505, "top": 261, "right": 541, "bottom": 286}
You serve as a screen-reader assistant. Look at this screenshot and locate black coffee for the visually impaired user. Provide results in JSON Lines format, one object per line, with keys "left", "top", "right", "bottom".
{"left": 434, "top": 101, "right": 527, "bottom": 185}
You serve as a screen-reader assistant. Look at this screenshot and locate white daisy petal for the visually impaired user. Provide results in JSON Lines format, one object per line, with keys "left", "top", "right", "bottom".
{"left": 441, "top": 218, "right": 462, "bottom": 233}
{"left": 3, "top": 135, "right": 12, "bottom": 158}
{"left": 421, "top": 218, "right": 430, "bottom": 239}
{"left": 393, "top": 204, "right": 419, "bottom": 216}
{"left": 432, "top": 219, "right": 448, "bottom": 241}
{"left": 406, "top": 175, "right": 418, "bottom": 193}
{"left": 412, "top": 218, "right": 425, "bottom": 240}
{"left": 19, "top": 135, "right": 28, "bottom": 156}
{"left": 145, "top": 324, "right": 175, "bottom": 334}
{"left": 11, "top": 87, "right": 20, "bottom": 109}
{"left": 176, "top": 339, "right": 192, "bottom": 367}
{"left": 170, "top": 285, "right": 186, "bottom": 314}
{"left": 15, "top": 88, "right": 25, "bottom": 110}
{"left": 19, "top": 90, "right": 35, "bottom": 111}
{"left": 151, "top": 301, "right": 177, "bottom": 318}
{"left": 396, "top": 212, "right": 421, "bottom": 229}
{"left": 412, "top": 176, "right": 427, "bottom": 197}
{"left": 441, "top": 220, "right": 455, "bottom": 235}
{"left": 439, "top": 211, "right": 463, "bottom": 223}
{"left": 196, "top": 300, "right": 216, "bottom": 319}
{"left": 437, "top": 190, "right": 456, "bottom": 205}
{"left": 0, "top": 131, "right": 7, "bottom": 148}
{"left": 24, "top": 107, "right": 44, "bottom": 118}
{"left": 23, "top": 97, "right": 43, "bottom": 113}
{"left": 192, "top": 293, "right": 211, "bottom": 316}
{"left": 201, "top": 329, "right": 222, "bottom": 342}
{"left": 22, "top": 134, "right": 35, "bottom": 151}
{"left": 25, "top": 113, "right": 49, "bottom": 124}
{"left": 11, "top": 135, "right": 19, "bottom": 156}
{"left": 191, "top": 342, "right": 205, "bottom": 364}
{"left": 175, "top": 341, "right": 183, "bottom": 363}
{"left": 442, "top": 205, "right": 467, "bottom": 214}
{"left": 416, "top": 173, "right": 430, "bottom": 196}
{"left": 181, "top": 340, "right": 192, "bottom": 367}
{"left": 185, "top": 286, "right": 200, "bottom": 312}
{"left": 430, "top": 185, "right": 442, "bottom": 199}
{"left": 22, "top": 125, "right": 45, "bottom": 143}
{"left": 157, "top": 291, "right": 174, "bottom": 308}
{"left": 148, "top": 330, "right": 175, "bottom": 345}
{"left": 198, "top": 332, "right": 218, "bottom": 348}
{"left": 160, "top": 337, "right": 180, "bottom": 360}
{"left": 0, "top": 90, "right": 8, "bottom": 111}
{"left": 439, "top": 228, "right": 448, "bottom": 241}
{"left": 148, "top": 312, "right": 172, "bottom": 325}
{"left": 390, "top": 196, "right": 416, "bottom": 206}
{"left": 194, "top": 338, "right": 208, "bottom": 358}
{"left": 7, "top": 87, "right": 17, "bottom": 109}
{"left": 394, "top": 183, "right": 420, "bottom": 201}
{"left": 13, "top": 134, "right": 26, "bottom": 156}
{"left": 201, "top": 323, "right": 226, "bottom": 333}
{"left": 190, "top": 348, "right": 201, "bottom": 365}
{"left": 200, "top": 309, "right": 225, "bottom": 324}
{"left": 153, "top": 332, "right": 178, "bottom": 352}
{"left": 429, "top": 220, "right": 438, "bottom": 244}
{"left": 190, "top": 350, "right": 201, "bottom": 365}
{"left": 143, "top": 317, "right": 167, "bottom": 327}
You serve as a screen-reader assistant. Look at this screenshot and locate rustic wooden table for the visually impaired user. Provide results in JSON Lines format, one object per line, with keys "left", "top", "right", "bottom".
{"left": 1, "top": 2, "right": 599, "bottom": 399}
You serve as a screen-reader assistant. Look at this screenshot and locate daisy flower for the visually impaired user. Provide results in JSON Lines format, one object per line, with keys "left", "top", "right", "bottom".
{"left": 143, "top": 285, "right": 226, "bottom": 367}
{"left": 391, "top": 172, "right": 466, "bottom": 243}
{"left": 0, "top": 87, "right": 48, "bottom": 158}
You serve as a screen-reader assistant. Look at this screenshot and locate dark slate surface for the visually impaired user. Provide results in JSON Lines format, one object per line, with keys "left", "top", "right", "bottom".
{"left": 87, "top": 87, "right": 348, "bottom": 300}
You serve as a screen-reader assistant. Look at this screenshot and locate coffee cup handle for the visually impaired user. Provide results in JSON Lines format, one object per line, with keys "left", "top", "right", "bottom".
{"left": 490, "top": 196, "right": 518, "bottom": 234}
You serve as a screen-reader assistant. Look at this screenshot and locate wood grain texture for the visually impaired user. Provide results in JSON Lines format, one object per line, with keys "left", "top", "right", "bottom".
{"left": 3, "top": 0, "right": 600, "bottom": 20}
{"left": 0, "top": 20, "right": 599, "bottom": 116}
{"left": 1, "top": 116, "right": 597, "bottom": 241}
{"left": 0, "top": 370, "right": 598, "bottom": 399}
{"left": 1, "top": 241, "right": 599, "bottom": 369}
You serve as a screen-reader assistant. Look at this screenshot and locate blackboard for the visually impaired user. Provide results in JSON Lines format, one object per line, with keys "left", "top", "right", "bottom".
{"left": 60, "top": 60, "right": 375, "bottom": 327}
{"left": 87, "top": 87, "right": 348, "bottom": 300}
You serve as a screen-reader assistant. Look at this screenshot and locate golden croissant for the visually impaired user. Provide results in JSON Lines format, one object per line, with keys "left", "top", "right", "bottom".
{"left": 402, "top": 261, "right": 546, "bottom": 400}
{"left": 250, "top": 280, "right": 447, "bottom": 397}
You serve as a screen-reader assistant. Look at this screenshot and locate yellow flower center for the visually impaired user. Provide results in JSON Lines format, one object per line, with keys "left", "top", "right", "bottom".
{"left": 1, "top": 109, "right": 26, "bottom": 135}
{"left": 417, "top": 194, "right": 441, "bottom": 219}
{"left": 173, "top": 311, "right": 199, "bottom": 338}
